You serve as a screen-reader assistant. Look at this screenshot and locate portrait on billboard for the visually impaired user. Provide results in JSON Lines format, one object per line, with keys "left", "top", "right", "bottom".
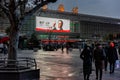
{"left": 36, "top": 16, "right": 70, "bottom": 32}
{"left": 58, "top": 20, "right": 63, "bottom": 30}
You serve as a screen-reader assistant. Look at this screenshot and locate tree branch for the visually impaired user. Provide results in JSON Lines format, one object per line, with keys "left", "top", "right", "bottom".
{"left": 0, "top": 1, "right": 9, "bottom": 12}
{"left": 18, "top": 0, "right": 48, "bottom": 30}
{"left": 0, "top": 2, "right": 10, "bottom": 17}
{"left": 24, "top": 1, "right": 48, "bottom": 16}
{"left": 15, "top": 0, "right": 28, "bottom": 10}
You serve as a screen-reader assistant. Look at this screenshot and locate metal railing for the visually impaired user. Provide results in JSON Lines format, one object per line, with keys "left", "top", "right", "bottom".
{"left": 0, "top": 57, "right": 37, "bottom": 71}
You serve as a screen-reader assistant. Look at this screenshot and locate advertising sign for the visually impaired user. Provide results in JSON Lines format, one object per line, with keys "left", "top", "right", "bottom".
{"left": 36, "top": 16, "right": 70, "bottom": 32}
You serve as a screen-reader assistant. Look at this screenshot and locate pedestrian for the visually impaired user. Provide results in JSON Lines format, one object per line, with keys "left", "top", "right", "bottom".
{"left": 93, "top": 43, "right": 105, "bottom": 80}
{"left": 61, "top": 43, "right": 64, "bottom": 53}
{"left": 78, "top": 45, "right": 81, "bottom": 53}
{"left": 66, "top": 42, "right": 70, "bottom": 54}
{"left": 103, "top": 45, "right": 109, "bottom": 71}
{"left": 80, "top": 44, "right": 92, "bottom": 80}
{"left": 107, "top": 42, "right": 118, "bottom": 74}
{"left": 3, "top": 43, "right": 8, "bottom": 55}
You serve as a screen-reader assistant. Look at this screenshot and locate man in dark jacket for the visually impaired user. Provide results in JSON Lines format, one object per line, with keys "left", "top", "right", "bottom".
{"left": 107, "top": 42, "right": 118, "bottom": 74}
{"left": 80, "top": 44, "right": 92, "bottom": 80}
{"left": 93, "top": 44, "right": 105, "bottom": 80}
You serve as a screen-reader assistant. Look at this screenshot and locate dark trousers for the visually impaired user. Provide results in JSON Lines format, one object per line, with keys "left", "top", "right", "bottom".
{"left": 95, "top": 67, "right": 102, "bottom": 80}
{"left": 109, "top": 61, "right": 115, "bottom": 73}
{"left": 95, "top": 61, "right": 103, "bottom": 80}
{"left": 83, "top": 65, "right": 92, "bottom": 80}
{"left": 84, "top": 73, "right": 90, "bottom": 80}
{"left": 104, "top": 59, "right": 108, "bottom": 71}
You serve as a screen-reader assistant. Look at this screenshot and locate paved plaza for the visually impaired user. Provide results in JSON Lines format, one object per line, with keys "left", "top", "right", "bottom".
{"left": 0, "top": 48, "right": 120, "bottom": 80}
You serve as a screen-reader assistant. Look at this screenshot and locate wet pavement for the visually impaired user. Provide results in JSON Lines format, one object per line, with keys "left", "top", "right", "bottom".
{"left": 1, "top": 48, "right": 120, "bottom": 80}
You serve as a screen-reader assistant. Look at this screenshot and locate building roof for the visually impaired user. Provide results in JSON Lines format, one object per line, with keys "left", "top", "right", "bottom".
{"left": 37, "top": 9, "right": 120, "bottom": 25}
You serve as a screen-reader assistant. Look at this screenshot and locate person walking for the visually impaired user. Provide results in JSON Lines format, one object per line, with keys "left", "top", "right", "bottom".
{"left": 3, "top": 43, "right": 8, "bottom": 55}
{"left": 61, "top": 43, "right": 64, "bottom": 53}
{"left": 107, "top": 42, "right": 118, "bottom": 74}
{"left": 93, "top": 44, "right": 105, "bottom": 80}
{"left": 66, "top": 42, "right": 70, "bottom": 54}
{"left": 103, "top": 44, "right": 109, "bottom": 71}
{"left": 80, "top": 44, "right": 92, "bottom": 80}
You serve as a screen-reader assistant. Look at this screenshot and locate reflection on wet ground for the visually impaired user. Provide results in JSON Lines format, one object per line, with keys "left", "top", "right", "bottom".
{"left": 1, "top": 48, "right": 119, "bottom": 80}
{"left": 35, "top": 49, "right": 82, "bottom": 80}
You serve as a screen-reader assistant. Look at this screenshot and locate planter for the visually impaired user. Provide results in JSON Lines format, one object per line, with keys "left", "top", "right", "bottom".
{"left": 0, "top": 57, "right": 40, "bottom": 80}
{"left": 0, "top": 69, "right": 40, "bottom": 80}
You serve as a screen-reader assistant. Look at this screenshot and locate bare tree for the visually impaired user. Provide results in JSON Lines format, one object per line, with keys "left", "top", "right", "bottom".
{"left": 0, "top": 0, "right": 57, "bottom": 63}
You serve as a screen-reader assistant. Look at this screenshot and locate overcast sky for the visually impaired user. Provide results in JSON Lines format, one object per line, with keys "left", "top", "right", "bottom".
{"left": 48, "top": 0, "right": 120, "bottom": 19}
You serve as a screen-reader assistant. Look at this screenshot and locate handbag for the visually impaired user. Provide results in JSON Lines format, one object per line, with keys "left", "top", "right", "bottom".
{"left": 115, "top": 60, "right": 120, "bottom": 69}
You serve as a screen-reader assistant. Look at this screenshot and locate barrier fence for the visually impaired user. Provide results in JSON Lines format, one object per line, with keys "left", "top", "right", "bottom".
{"left": 0, "top": 57, "right": 37, "bottom": 71}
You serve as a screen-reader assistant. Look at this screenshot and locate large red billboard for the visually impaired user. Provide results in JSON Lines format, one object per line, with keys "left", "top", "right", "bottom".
{"left": 36, "top": 16, "right": 70, "bottom": 32}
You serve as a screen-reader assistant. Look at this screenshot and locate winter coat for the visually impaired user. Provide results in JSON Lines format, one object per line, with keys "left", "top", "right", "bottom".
{"left": 93, "top": 47, "right": 105, "bottom": 69}
{"left": 107, "top": 47, "right": 118, "bottom": 63}
{"left": 80, "top": 46, "right": 92, "bottom": 74}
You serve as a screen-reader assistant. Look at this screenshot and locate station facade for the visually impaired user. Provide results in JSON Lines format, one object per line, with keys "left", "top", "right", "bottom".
{"left": 20, "top": 9, "right": 120, "bottom": 41}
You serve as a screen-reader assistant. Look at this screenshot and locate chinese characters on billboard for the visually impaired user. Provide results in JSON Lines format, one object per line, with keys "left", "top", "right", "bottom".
{"left": 36, "top": 16, "right": 70, "bottom": 32}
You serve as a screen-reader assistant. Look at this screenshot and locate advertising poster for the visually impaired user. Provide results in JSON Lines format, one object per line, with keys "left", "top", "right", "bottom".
{"left": 36, "top": 16, "right": 70, "bottom": 32}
